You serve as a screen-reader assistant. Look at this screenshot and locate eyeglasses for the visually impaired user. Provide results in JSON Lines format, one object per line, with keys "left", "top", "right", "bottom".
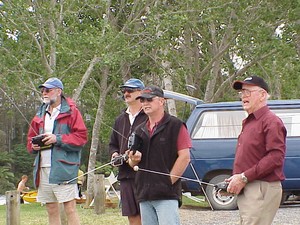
{"left": 41, "top": 88, "right": 55, "bottom": 93}
{"left": 238, "top": 89, "right": 262, "bottom": 98}
{"left": 139, "top": 97, "right": 155, "bottom": 103}
{"left": 120, "top": 88, "right": 140, "bottom": 94}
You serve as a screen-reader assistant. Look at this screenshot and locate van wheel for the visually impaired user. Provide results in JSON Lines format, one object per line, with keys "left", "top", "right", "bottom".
{"left": 205, "top": 174, "right": 238, "bottom": 210}
{"left": 280, "top": 192, "right": 289, "bottom": 205}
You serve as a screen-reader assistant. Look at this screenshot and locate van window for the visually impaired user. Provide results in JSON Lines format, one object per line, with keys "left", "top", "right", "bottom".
{"left": 274, "top": 109, "right": 300, "bottom": 137}
{"left": 191, "top": 108, "right": 300, "bottom": 139}
{"left": 191, "top": 110, "right": 247, "bottom": 139}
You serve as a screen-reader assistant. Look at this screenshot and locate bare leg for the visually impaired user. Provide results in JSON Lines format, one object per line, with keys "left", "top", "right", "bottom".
{"left": 63, "top": 199, "right": 80, "bottom": 225}
{"left": 46, "top": 202, "right": 61, "bottom": 225}
{"left": 128, "top": 214, "right": 142, "bottom": 225}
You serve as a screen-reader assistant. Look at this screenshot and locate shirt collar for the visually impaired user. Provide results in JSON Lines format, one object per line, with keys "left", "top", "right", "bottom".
{"left": 252, "top": 105, "right": 269, "bottom": 119}
{"left": 46, "top": 104, "right": 61, "bottom": 114}
{"left": 125, "top": 107, "right": 142, "bottom": 116}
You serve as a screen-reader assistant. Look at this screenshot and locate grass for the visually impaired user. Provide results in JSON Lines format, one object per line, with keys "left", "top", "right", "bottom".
{"left": 0, "top": 196, "right": 208, "bottom": 225}
{"left": 0, "top": 202, "right": 127, "bottom": 225}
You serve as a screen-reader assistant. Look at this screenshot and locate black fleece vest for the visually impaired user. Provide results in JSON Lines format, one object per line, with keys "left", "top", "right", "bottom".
{"left": 134, "top": 113, "right": 184, "bottom": 206}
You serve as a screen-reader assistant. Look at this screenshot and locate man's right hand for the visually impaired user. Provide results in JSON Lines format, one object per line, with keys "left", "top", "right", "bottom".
{"left": 111, "top": 152, "right": 120, "bottom": 167}
{"left": 111, "top": 152, "right": 120, "bottom": 161}
{"left": 128, "top": 150, "right": 142, "bottom": 167}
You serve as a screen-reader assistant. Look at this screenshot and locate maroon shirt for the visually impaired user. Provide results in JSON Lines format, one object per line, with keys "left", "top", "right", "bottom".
{"left": 233, "top": 105, "right": 287, "bottom": 182}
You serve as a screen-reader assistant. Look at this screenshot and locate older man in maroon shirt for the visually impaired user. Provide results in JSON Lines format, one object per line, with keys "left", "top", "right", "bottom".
{"left": 226, "top": 76, "right": 286, "bottom": 225}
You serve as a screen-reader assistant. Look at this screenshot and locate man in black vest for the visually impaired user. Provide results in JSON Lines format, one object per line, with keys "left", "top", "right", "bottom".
{"left": 128, "top": 85, "right": 191, "bottom": 225}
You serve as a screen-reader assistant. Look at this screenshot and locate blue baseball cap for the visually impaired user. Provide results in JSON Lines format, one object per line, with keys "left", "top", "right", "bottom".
{"left": 39, "top": 77, "right": 64, "bottom": 90}
{"left": 120, "top": 78, "right": 145, "bottom": 89}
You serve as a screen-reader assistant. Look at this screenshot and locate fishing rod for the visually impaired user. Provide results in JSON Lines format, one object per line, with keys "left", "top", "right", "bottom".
{"left": 63, "top": 132, "right": 140, "bottom": 184}
{"left": 63, "top": 151, "right": 229, "bottom": 191}
{"left": 132, "top": 165, "right": 228, "bottom": 191}
{"left": 62, "top": 154, "right": 129, "bottom": 184}
{"left": 65, "top": 157, "right": 229, "bottom": 191}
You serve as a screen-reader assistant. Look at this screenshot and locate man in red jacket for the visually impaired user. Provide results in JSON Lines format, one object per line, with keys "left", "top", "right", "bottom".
{"left": 27, "top": 77, "right": 87, "bottom": 225}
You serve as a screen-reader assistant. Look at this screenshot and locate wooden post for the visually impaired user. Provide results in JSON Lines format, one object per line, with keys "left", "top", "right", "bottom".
{"left": 94, "top": 174, "right": 105, "bottom": 214}
{"left": 83, "top": 191, "right": 93, "bottom": 209}
{"left": 6, "top": 190, "right": 20, "bottom": 225}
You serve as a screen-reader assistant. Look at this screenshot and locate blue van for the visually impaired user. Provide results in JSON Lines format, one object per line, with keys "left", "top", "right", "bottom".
{"left": 164, "top": 90, "right": 300, "bottom": 210}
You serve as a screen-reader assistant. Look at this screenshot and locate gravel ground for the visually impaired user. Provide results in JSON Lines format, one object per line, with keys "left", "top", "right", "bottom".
{"left": 179, "top": 203, "right": 300, "bottom": 225}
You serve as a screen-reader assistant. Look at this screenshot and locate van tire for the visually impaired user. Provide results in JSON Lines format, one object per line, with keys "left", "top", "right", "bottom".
{"left": 205, "top": 174, "right": 238, "bottom": 210}
{"left": 280, "top": 192, "right": 289, "bottom": 205}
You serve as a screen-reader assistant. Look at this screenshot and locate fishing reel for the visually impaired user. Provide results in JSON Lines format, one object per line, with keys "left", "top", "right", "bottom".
{"left": 111, "top": 154, "right": 129, "bottom": 167}
{"left": 111, "top": 132, "right": 142, "bottom": 167}
{"left": 127, "top": 132, "right": 142, "bottom": 155}
{"left": 32, "top": 134, "right": 52, "bottom": 150}
{"left": 214, "top": 181, "right": 233, "bottom": 196}
{"left": 214, "top": 181, "right": 229, "bottom": 191}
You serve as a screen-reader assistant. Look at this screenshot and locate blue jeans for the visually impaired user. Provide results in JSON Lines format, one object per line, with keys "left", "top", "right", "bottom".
{"left": 139, "top": 200, "right": 180, "bottom": 225}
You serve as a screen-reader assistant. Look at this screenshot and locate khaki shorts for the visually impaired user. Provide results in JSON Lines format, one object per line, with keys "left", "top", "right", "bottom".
{"left": 37, "top": 167, "right": 79, "bottom": 203}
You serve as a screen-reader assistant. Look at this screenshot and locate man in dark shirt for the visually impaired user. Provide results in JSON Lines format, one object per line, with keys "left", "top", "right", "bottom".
{"left": 109, "top": 78, "right": 146, "bottom": 225}
{"left": 226, "top": 76, "right": 286, "bottom": 225}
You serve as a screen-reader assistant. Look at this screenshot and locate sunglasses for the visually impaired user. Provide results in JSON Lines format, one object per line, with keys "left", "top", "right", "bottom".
{"left": 40, "top": 88, "right": 54, "bottom": 93}
{"left": 121, "top": 88, "right": 140, "bottom": 94}
{"left": 139, "top": 97, "right": 155, "bottom": 103}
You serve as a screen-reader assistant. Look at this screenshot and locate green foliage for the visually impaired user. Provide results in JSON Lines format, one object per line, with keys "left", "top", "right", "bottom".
{"left": 94, "top": 161, "right": 118, "bottom": 178}
{"left": 0, "top": 1, "right": 299, "bottom": 184}
{"left": 11, "top": 144, "right": 35, "bottom": 187}
{"left": 0, "top": 204, "right": 127, "bottom": 225}
{"left": 0, "top": 152, "right": 15, "bottom": 194}
{"left": 0, "top": 150, "right": 12, "bottom": 167}
{"left": 0, "top": 167, "right": 15, "bottom": 194}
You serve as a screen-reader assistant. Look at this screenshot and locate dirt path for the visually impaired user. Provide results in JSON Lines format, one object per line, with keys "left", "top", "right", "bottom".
{"left": 179, "top": 204, "right": 300, "bottom": 225}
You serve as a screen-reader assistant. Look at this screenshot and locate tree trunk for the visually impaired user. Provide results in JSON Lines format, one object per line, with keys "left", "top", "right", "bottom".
{"left": 204, "top": 22, "right": 219, "bottom": 102}
{"left": 163, "top": 75, "right": 177, "bottom": 117}
{"left": 86, "top": 67, "right": 114, "bottom": 202}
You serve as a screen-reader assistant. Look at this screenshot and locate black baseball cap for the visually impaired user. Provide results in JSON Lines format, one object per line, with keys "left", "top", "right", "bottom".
{"left": 233, "top": 76, "right": 269, "bottom": 93}
{"left": 136, "top": 85, "right": 164, "bottom": 99}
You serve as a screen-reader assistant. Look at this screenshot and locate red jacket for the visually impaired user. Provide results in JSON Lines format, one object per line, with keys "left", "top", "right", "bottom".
{"left": 27, "top": 97, "right": 88, "bottom": 187}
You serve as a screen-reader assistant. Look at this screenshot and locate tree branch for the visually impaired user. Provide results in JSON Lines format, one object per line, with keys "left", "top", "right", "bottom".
{"left": 72, "top": 56, "right": 101, "bottom": 103}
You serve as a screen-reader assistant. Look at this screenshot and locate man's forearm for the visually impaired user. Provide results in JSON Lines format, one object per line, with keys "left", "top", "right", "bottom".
{"left": 170, "top": 149, "right": 190, "bottom": 184}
